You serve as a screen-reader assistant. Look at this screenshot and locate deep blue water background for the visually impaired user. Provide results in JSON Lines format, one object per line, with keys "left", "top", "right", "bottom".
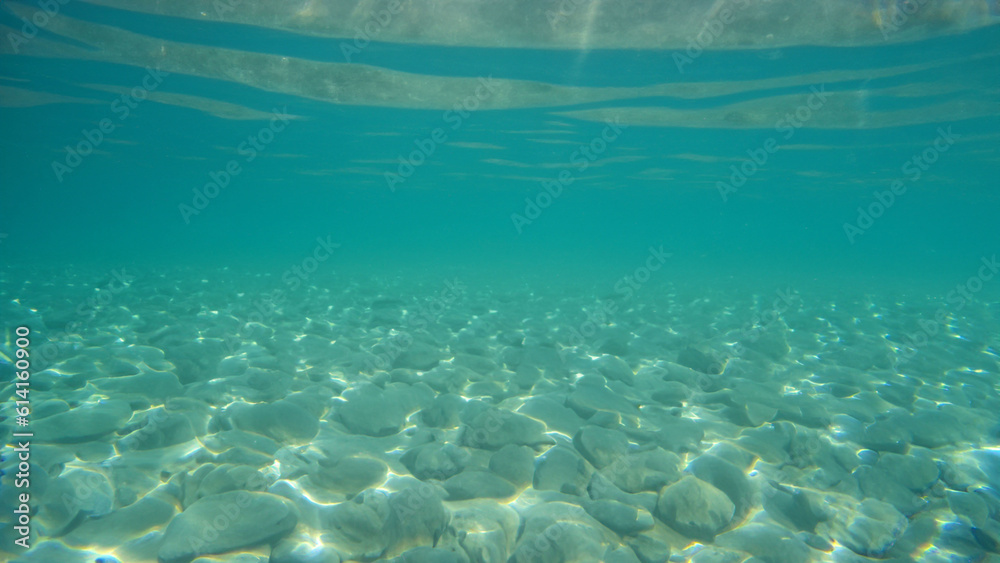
{"left": 1, "top": 2, "right": 998, "bottom": 294}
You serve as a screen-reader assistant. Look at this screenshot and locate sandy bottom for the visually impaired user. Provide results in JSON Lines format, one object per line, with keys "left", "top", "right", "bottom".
{"left": 1, "top": 266, "right": 998, "bottom": 563}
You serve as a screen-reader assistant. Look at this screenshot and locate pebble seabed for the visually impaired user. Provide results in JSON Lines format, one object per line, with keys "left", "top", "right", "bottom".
{"left": 1, "top": 267, "right": 999, "bottom": 563}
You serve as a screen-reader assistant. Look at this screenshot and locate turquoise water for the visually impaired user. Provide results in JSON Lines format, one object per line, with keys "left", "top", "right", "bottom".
{"left": 1, "top": 1, "right": 1000, "bottom": 562}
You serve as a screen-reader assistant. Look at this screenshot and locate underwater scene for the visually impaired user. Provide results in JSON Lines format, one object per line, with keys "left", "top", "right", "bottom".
{"left": 1, "top": 1, "right": 1000, "bottom": 562}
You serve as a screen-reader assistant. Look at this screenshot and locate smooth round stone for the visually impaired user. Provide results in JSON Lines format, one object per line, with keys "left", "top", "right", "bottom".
{"left": 742, "top": 328, "right": 790, "bottom": 361}
{"left": 191, "top": 465, "right": 266, "bottom": 501}
{"left": 517, "top": 396, "right": 588, "bottom": 436}
{"left": 589, "top": 411, "right": 622, "bottom": 428}
{"left": 908, "top": 410, "right": 965, "bottom": 449}
{"left": 420, "top": 366, "right": 471, "bottom": 394}
{"left": 109, "top": 465, "right": 159, "bottom": 506}
{"left": 217, "top": 355, "right": 249, "bottom": 377}
{"left": 510, "top": 522, "right": 604, "bottom": 563}
{"left": 947, "top": 491, "right": 989, "bottom": 527}
{"left": 392, "top": 342, "right": 443, "bottom": 371}
{"left": 567, "top": 384, "right": 638, "bottom": 419}
{"left": 972, "top": 450, "right": 1000, "bottom": 490}
{"left": 461, "top": 407, "right": 553, "bottom": 450}
{"left": 651, "top": 417, "right": 704, "bottom": 454}
{"left": 319, "top": 497, "right": 390, "bottom": 561}
{"left": 463, "top": 380, "right": 507, "bottom": 400}
{"left": 75, "top": 441, "right": 117, "bottom": 464}
{"left": 856, "top": 450, "right": 879, "bottom": 465}
{"left": 33, "top": 399, "right": 132, "bottom": 444}
{"left": 860, "top": 418, "right": 912, "bottom": 453}
{"left": 762, "top": 483, "right": 822, "bottom": 533}
{"left": 510, "top": 364, "right": 541, "bottom": 390}
{"left": 676, "top": 347, "right": 724, "bottom": 375}
{"left": 118, "top": 345, "right": 173, "bottom": 371}
{"left": 335, "top": 383, "right": 429, "bottom": 438}
{"left": 799, "top": 532, "right": 833, "bottom": 551}
{"left": 826, "top": 383, "right": 861, "bottom": 399}
{"left": 596, "top": 329, "right": 631, "bottom": 357}
{"left": 875, "top": 451, "right": 939, "bottom": 492}
{"left": 686, "top": 454, "right": 753, "bottom": 519}
{"left": 158, "top": 491, "right": 299, "bottom": 563}
{"left": 876, "top": 382, "right": 916, "bottom": 407}
{"left": 853, "top": 466, "right": 925, "bottom": 516}
{"left": 533, "top": 447, "right": 592, "bottom": 496}
{"left": 587, "top": 472, "right": 659, "bottom": 514}
{"left": 574, "top": 426, "right": 629, "bottom": 469}
{"left": 1, "top": 540, "right": 97, "bottom": 563}
{"left": 38, "top": 469, "right": 114, "bottom": 535}
{"left": 583, "top": 499, "right": 654, "bottom": 536}
{"left": 601, "top": 448, "right": 681, "bottom": 494}
{"left": 228, "top": 400, "right": 319, "bottom": 443}
{"left": 118, "top": 411, "right": 196, "bottom": 451}
{"left": 384, "top": 487, "right": 448, "bottom": 551}
{"left": 736, "top": 423, "right": 795, "bottom": 465}
{"left": 715, "top": 524, "right": 811, "bottom": 563}
{"left": 704, "top": 442, "right": 756, "bottom": 472}
{"left": 489, "top": 444, "right": 536, "bottom": 487}
{"left": 91, "top": 369, "right": 184, "bottom": 401}
{"left": 452, "top": 353, "right": 500, "bottom": 375}
{"left": 202, "top": 430, "right": 280, "bottom": 456}
{"left": 656, "top": 476, "right": 735, "bottom": 542}
{"left": 30, "top": 399, "right": 71, "bottom": 420}
{"left": 400, "top": 443, "right": 469, "bottom": 481}
{"left": 604, "top": 545, "right": 643, "bottom": 563}
{"left": 229, "top": 368, "right": 295, "bottom": 402}
{"left": 449, "top": 500, "right": 520, "bottom": 562}
{"left": 742, "top": 401, "right": 779, "bottom": 426}
{"left": 64, "top": 495, "right": 175, "bottom": 547}
{"left": 939, "top": 460, "right": 983, "bottom": 491}
{"left": 628, "top": 534, "right": 671, "bottom": 563}
{"left": 651, "top": 381, "right": 692, "bottom": 407}
{"left": 970, "top": 527, "right": 1000, "bottom": 554}
{"left": 595, "top": 355, "right": 635, "bottom": 385}
{"left": 817, "top": 497, "right": 907, "bottom": 558}
{"left": 417, "top": 393, "right": 463, "bottom": 429}
{"left": 285, "top": 389, "right": 334, "bottom": 419}
{"left": 216, "top": 447, "right": 276, "bottom": 468}
{"left": 312, "top": 456, "right": 388, "bottom": 496}
{"left": 443, "top": 471, "right": 517, "bottom": 500}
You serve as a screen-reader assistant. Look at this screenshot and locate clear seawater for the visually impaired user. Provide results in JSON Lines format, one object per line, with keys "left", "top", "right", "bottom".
{"left": 1, "top": 1, "right": 999, "bottom": 562}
